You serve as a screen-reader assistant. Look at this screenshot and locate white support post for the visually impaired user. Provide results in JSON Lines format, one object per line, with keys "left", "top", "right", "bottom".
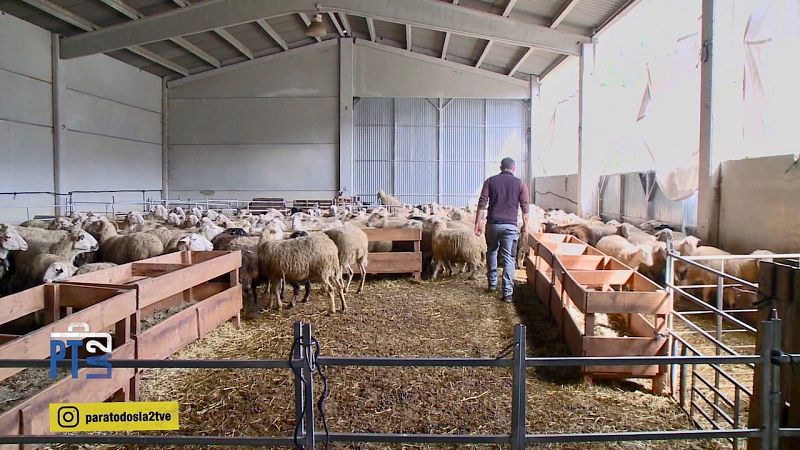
{"left": 529, "top": 75, "right": 539, "bottom": 198}
{"left": 51, "top": 34, "right": 65, "bottom": 216}
{"left": 339, "top": 38, "right": 355, "bottom": 195}
{"left": 577, "top": 41, "right": 596, "bottom": 217}
{"left": 161, "top": 78, "right": 169, "bottom": 201}
{"left": 697, "top": 0, "right": 721, "bottom": 244}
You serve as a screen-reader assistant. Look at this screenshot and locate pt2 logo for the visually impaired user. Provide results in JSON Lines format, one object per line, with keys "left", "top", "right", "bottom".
{"left": 50, "top": 322, "right": 113, "bottom": 379}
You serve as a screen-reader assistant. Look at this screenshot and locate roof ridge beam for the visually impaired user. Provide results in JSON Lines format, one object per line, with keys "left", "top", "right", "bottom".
{"left": 60, "top": 0, "right": 588, "bottom": 59}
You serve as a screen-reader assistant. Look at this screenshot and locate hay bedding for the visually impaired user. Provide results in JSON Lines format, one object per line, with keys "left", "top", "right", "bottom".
{"left": 89, "top": 273, "right": 717, "bottom": 449}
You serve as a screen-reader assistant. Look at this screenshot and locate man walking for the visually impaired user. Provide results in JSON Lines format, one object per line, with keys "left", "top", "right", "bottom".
{"left": 474, "top": 157, "right": 530, "bottom": 303}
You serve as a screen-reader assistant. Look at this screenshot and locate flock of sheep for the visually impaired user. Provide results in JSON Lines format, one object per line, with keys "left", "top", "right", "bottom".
{"left": 0, "top": 190, "right": 772, "bottom": 314}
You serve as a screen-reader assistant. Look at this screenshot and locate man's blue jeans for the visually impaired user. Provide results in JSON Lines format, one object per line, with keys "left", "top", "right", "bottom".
{"left": 485, "top": 223, "right": 519, "bottom": 298}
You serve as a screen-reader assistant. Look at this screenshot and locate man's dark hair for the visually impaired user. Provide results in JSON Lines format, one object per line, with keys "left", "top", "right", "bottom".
{"left": 500, "top": 157, "right": 516, "bottom": 171}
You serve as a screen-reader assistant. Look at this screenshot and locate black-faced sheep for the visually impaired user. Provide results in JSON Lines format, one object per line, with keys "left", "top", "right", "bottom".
{"left": 212, "top": 231, "right": 262, "bottom": 313}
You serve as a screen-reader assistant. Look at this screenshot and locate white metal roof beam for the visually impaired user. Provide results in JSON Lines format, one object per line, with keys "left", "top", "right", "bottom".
{"left": 338, "top": 13, "right": 352, "bottom": 35}
{"left": 475, "top": 0, "right": 514, "bottom": 69}
{"left": 255, "top": 19, "right": 288, "bottom": 51}
{"left": 298, "top": 13, "right": 323, "bottom": 42}
{"left": 61, "top": 0, "right": 588, "bottom": 59}
{"left": 21, "top": 0, "right": 188, "bottom": 75}
{"left": 329, "top": 12, "right": 345, "bottom": 36}
{"left": 99, "top": 0, "right": 220, "bottom": 68}
{"left": 551, "top": 0, "right": 581, "bottom": 29}
{"left": 214, "top": 28, "right": 254, "bottom": 59}
{"left": 441, "top": 32, "right": 450, "bottom": 59}
{"left": 405, "top": 24, "right": 412, "bottom": 50}
{"left": 365, "top": 17, "right": 377, "bottom": 42}
{"left": 507, "top": 0, "right": 578, "bottom": 77}
{"left": 508, "top": 47, "right": 533, "bottom": 76}
{"left": 171, "top": 0, "right": 253, "bottom": 60}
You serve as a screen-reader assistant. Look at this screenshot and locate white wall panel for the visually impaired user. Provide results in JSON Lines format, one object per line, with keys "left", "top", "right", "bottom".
{"left": 170, "top": 45, "right": 338, "bottom": 99}
{"left": 0, "top": 120, "right": 54, "bottom": 191}
{"left": 0, "top": 69, "right": 52, "bottom": 127}
{"left": 534, "top": 175, "right": 579, "bottom": 213}
{"left": 169, "top": 144, "right": 337, "bottom": 192}
{"left": 65, "top": 89, "right": 161, "bottom": 144}
{"left": 62, "top": 131, "right": 162, "bottom": 191}
{"left": 718, "top": 155, "right": 800, "bottom": 254}
{"left": 64, "top": 54, "right": 162, "bottom": 113}
{"left": 169, "top": 98, "right": 337, "bottom": 145}
{"left": 0, "top": 13, "right": 52, "bottom": 82}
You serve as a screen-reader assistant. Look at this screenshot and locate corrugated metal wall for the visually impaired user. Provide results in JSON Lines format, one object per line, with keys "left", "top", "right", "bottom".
{"left": 354, "top": 97, "right": 530, "bottom": 207}
{"left": 600, "top": 171, "right": 698, "bottom": 229}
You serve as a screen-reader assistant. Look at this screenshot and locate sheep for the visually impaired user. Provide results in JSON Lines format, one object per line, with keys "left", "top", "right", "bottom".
{"left": 166, "top": 212, "right": 183, "bottom": 227}
{"left": 1, "top": 225, "right": 28, "bottom": 282}
{"left": 47, "top": 216, "right": 75, "bottom": 231}
{"left": 377, "top": 190, "right": 402, "bottom": 207}
{"left": 90, "top": 217, "right": 164, "bottom": 264}
{"left": 181, "top": 214, "right": 200, "bottom": 228}
{"left": 166, "top": 233, "right": 214, "bottom": 252}
{"left": 680, "top": 248, "right": 774, "bottom": 307}
{"left": 596, "top": 235, "right": 653, "bottom": 271}
{"left": 624, "top": 229, "right": 667, "bottom": 282}
{"left": 199, "top": 217, "right": 225, "bottom": 241}
{"left": 143, "top": 226, "right": 176, "bottom": 248}
{"left": 430, "top": 219, "right": 486, "bottom": 280}
{"left": 14, "top": 229, "right": 98, "bottom": 277}
{"left": 204, "top": 209, "right": 220, "bottom": 221}
{"left": 323, "top": 223, "right": 369, "bottom": 293}
{"left": 147, "top": 204, "right": 169, "bottom": 221}
{"left": 19, "top": 219, "right": 50, "bottom": 229}
{"left": 39, "top": 256, "right": 78, "bottom": 284}
{"left": 212, "top": 231, "right": 262, "bottom": 313}
{"left": 123, "top": 211, "right": 146, "bottom": 230}
{"left": 258, "top": 221, "right": 345, "bottom": 314}
{"left": 545, "top": 223, "right": 596, "bottom": 246}
{"left": 74, "top": 262, "right": 117, "bottom": 275}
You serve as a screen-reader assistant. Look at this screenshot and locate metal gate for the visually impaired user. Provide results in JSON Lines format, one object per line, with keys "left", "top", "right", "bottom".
{"left": 354, "top": 98, "right": 530, "bottom": 207}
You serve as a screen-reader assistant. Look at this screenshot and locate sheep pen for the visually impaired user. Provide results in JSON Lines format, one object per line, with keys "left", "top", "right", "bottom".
{"left": 135, "top": 273, "right": 717, "bottom": 450}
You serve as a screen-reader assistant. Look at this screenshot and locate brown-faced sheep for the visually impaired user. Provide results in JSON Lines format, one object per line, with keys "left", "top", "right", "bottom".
{"left": 90, "top": 217, "right": 164, "bottom": 264}
{"left": 258, "top": 222, "right": 345, "bottom": 314}
{"left": 680, "top": 248, "right": 773, "bottom": 307}
{"left": 212, "top": 230, "right": 262, "bottom": 314}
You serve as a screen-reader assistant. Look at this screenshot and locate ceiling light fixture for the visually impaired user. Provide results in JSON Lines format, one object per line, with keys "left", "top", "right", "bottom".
{"left": 305, "top": 13, "right": 327, "bottom": 37}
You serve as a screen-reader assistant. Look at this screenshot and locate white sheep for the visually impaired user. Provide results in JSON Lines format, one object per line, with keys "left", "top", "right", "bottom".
{"left": 90, "top": 217, "right": 164, "bottom": 264}
{"left": 199, "top": 217, "right": 225, "bottom": 241}
{"left": 74, "top": 262, "right": 118, "bottom": 275}
{"left": 680, "top": 248, "right": 773, "bottom": 307}
{"left": 323, "top": 222, "right": 369, "bottom": 293}
{"left": 147, "top": 204, "right": 169, "bottom": 221}
{"left": 166, "top": 233, "right": 214, "bottom": 252}
{"left": 596, "top": 235, "right": 653, "bottom": 271}
{"left": 258, "top": 221, "right": 345, "bottom": 314}
{"left": 430, "top": 219, "right": 486, "bottom": 280}
{"left": 376, "top": 190, "right": 402, "bottom": 207}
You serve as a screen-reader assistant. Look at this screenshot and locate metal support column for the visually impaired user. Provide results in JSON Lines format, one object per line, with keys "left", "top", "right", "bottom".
{"left": 529, "top": 76, "right": 540, "bottom": 198}
{"left": 577, "top": 41, "right": 596, "bottom": 217}
{"left": 293, "top": 322, "right": 304, "bottom": 438}
{"left": 697, "top": 0, "right": 720, "bottom": 244}
{"left": 301, "top": 322, "right": 315, "bottom": 450}
{"left": 758, "top": 318, "right": 780, "bottom": 450}
{"left": 161, "top": 78, "right": 169, "bottom": 201}
{"left": 511, "top": 324, "right": 527, "bottom": 449}
{"left": 339, "top": 38, "right": 355, "bottom": 195}
{"left": 714, "top": 260, "right": 724, "bottom": 420}
{"left": 51, "top": 34, "right": 65, "bottom": 217}
{"left": 767, "top": 318, "right": 782, "bottom": 450}
{"left": 437, "top": 98, "right": 443, "bottom": 205}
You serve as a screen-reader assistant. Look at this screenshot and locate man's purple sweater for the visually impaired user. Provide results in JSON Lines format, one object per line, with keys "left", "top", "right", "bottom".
{"left": 477, "top": 171, "right": 530, "bottom": 225}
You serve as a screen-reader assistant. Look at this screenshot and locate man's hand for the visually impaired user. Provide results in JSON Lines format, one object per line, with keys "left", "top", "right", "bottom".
{"left": 474, "top": 221, "right": 483, "bottom": 236}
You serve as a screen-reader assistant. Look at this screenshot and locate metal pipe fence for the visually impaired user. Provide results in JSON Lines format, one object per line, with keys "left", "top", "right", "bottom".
{"left": 665, "top": 246, "right": 800, "bottom": 448}
{"left": 0, "top": 319, "right": 795, "bottom": 449}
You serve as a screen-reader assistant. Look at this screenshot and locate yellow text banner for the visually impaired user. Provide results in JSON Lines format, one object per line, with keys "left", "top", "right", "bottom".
{"left": 49, "top": 401, "right": 179, "bottom": 432}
